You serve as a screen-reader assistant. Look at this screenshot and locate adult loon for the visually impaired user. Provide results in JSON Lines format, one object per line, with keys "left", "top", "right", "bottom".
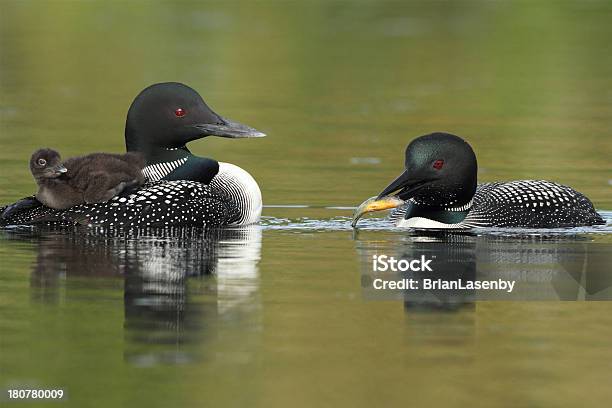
{"left": 352, "top": 132, "right": 605, "bottom": 229}
{"left": 0, "top": 82, "right": 265, "bottom": 228}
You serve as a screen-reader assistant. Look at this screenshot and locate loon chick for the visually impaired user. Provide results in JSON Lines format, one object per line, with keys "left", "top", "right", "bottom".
{"left": 30, "top": 148, "right": 145, "bottom": 209}
{"left": 0, "top": 82, "right": 265, "bottom": 228}
{"left": 352, "top": 132, "right": 605, "bottom": 229}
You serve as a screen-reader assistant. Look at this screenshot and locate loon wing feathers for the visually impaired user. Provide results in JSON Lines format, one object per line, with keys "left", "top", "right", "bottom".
{"left": 463, "top": 180, "right": 604, "bottom": 228}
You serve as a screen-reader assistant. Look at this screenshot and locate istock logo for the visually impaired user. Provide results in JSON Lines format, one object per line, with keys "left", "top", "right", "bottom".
{"left": 372, "top": 255, "right": 434, "bottom": 272}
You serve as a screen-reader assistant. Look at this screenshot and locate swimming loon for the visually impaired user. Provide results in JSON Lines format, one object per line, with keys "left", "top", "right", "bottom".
{"left": 0, "top": 82, "right": 265, "bottom": 228}
{"left": 352, "top": 132, "right": 605, "bottom": 229}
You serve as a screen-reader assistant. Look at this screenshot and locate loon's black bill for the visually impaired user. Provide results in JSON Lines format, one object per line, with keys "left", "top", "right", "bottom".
{"left": 351, "top": 196, "right": 404, "bottom": 228}
{"left": 377, "top": 170, "right": 429, "bottom": 200}
{"left": 351, "top": 169, "right": 432, "bottom": 227}
{"left": 192, "top": 117, "right": 266, "bottom": 139}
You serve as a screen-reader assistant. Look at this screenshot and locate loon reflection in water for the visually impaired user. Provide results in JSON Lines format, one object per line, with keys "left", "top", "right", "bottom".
{"left": 5, "top": 226, "right": 262, "bottom": 366}
{"left": 355, "top": 231, "right": 612, "bottom": 309}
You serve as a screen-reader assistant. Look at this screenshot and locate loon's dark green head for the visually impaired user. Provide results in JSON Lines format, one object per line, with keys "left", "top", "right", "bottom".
{"left": 352, "top": 133, "right": 478, "bottom": 226}
{"left": 125, "top": 82, "right": 265, "bottom": 159}
{"left": 378, "top": 132, "right": 477, "bottom": 205}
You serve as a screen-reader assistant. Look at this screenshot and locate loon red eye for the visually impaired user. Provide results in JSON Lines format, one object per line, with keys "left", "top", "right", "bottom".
{"left": 433, "top": 159, "right": 444, "bottom": 170}
{"left": 174, "top": 108, "right": 186, "bottom": 117}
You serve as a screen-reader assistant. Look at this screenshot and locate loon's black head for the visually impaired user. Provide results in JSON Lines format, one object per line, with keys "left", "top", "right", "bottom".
{"left": 378, "top": 132, "right": 477, "bottom": 206}
{"left": 351, "top": 133, "right": 478, "bottom": 226}
{"left": 125, "top": 82, "right": 265, "bottom": 158}
{"left": 30, "top": 148, "right": 67, "bottom": 180}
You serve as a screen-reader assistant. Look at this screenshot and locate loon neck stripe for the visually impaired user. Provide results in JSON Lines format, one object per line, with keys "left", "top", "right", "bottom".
{"left": 446, "top": 198, "right": 473, "bottom": 212}
{"left": 143, "top": 157, "right": 189, "bottom": 181}
{"left": 390, "top": 198, "right": 476, "bottom": 229}
{"left": 164, "top": 146, "right": 187, "bottom": 151}
{"left": 400, "top": 198, "right": 473, "bottom": 219}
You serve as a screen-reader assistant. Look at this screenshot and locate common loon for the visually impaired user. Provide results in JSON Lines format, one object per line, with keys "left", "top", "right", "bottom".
{"left": 30, "top": 148, "right": 145, "bottom": 209}
{"left": 0, "top": 82, "right": 265, "bottom": 228}
{"left": 352, "top": 132, "right": 605, "bottom": 229}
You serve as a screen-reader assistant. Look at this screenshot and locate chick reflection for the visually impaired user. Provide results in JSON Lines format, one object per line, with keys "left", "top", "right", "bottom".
{"left": 20, "top": 226, "right": 262, "bottom": 365}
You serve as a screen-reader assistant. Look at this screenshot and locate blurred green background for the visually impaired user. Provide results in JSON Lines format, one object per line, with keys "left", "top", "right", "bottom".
{"left": 1, "top": 0, "right": 611, "bottom": 207}
{"left": 1, "top": 1, "right": 612, "bottom": 408}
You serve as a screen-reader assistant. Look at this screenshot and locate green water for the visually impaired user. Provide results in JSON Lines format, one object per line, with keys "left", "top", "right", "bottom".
{"left": 1, "top": 1, "right": 612, "bottom": 407}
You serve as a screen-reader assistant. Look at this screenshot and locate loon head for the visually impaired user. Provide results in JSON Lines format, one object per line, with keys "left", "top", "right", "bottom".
{"left": 378, "top": 132, "right": 477, "bottom": 204}
{"left": 352, "top": 132, "right": 477, "bottom": 226}
{"left": 125, "top": 82, "right": 265, "bottom": 160}
{"left": 30, "top": 148, "right": 68, "bottom": 181}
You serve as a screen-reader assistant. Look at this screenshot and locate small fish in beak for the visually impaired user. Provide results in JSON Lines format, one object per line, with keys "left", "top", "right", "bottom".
{"left": 351, "top": 196, "right": 404, "bottom": 227}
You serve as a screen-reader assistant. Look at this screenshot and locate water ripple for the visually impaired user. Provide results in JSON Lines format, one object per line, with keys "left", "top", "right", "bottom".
{"left": 260, "top": 211, "right": 612, "bottom": 236}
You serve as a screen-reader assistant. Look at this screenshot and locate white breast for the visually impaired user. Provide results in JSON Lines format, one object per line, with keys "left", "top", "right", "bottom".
{"left": 396, "top": 217, "right": 466, "bottom": 229}
{"left": 209, "top": 162, "right": 263, "bottom": 225}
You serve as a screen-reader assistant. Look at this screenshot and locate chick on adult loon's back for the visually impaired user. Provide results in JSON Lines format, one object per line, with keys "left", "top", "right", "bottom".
{"left": 352, "top": 133, "right": 605, "bottom": 229}
{"left": 0, "top": 82, "right": 265, "bottom": 228}
{"left": 30, "top": 148, "right": 145, "bottom": 210}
